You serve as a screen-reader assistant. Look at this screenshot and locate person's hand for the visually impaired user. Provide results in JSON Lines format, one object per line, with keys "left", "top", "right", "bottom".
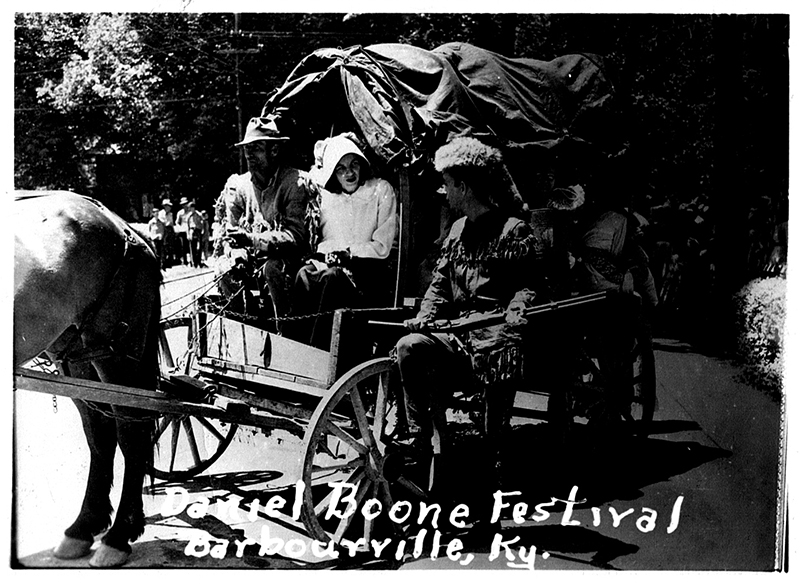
{"left": 621, "top": 271, "right": 636, "bottom": 295}
{"left": 229, "top": 248, "right": 249, "bottom": 267}
{"left": 403, "top": 316, "right": 432, "bottom": 332}
{"left": 325, "top": 249, "right": 351, "bottom": 267}
{"left": 505, "top": 289, "right": 536, "bottom": 327}
{"left": 225, "top": 227, "right": 252, "bottom": 249}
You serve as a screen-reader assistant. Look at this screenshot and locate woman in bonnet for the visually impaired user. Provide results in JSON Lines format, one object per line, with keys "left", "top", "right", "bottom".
{"left": 290, "top": 132, "right": 398, "bottom": 348}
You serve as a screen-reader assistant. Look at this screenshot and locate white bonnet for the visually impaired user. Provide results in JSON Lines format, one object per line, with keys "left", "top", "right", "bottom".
{"left": 310, "top": 133, "right": 368, "bottom": 187}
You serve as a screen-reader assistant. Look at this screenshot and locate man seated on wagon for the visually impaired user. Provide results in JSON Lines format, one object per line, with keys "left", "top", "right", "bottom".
{"left": 289, "top": 132, "right": 398, "bottom": 349}
{"left": 212, "top": 114, "right": 316, "bottom": 331}
{"left": 393, "top": 137, "right": 555, "bottom": 489}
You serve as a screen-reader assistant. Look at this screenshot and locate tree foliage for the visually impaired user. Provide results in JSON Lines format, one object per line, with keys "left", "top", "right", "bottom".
{"left": 38, "top": 14, "right": 158, "bottom": 124}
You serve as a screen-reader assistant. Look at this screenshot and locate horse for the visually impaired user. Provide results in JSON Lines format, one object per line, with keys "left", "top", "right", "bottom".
{"left": 14, "top": 190, "right": 162, "bottom": 567}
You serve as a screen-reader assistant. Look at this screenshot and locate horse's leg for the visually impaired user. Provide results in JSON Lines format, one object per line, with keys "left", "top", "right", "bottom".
{"left": 85, "top": 299, "right": 159, "bottom": 568}
{"left": 50, "top": 353, "right": 118, "bottom": 559}
{"left": 85, "top": 406, "right": 153, "bottom": 568}
{"left": 79, "top": 346, "right": 154, "bottom": 567}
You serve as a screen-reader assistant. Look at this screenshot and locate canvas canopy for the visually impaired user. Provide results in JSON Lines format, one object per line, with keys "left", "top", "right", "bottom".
{"left": 262, "top": 41, "right": 625, "bottom": 187}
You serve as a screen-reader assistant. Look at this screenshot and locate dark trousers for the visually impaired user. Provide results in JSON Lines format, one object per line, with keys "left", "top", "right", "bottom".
{"left": 395, "top": 331, "right": 518, "bottom": 506}
{"left": 395, "top": 330, "right": 518, "bottom": 448}
{"left": 394, "top": 332, "right": 474, "bottom": 449}
{"left": 176, "top": 232, "right": 188, "bottom": 265}
{"left": 290, "top": 258, "right": 391, "bottom": 349}
{"left": 151, "top": 238, "right": 163, "bottom": 269}
{"left": 162, "top": 231, "right": 176, "bottom": 267}
{"left": 188, "top": 237, "right": 203, "bottom": 268}
{"left": 291, "top": 264, "right": 358, "bottom": 349}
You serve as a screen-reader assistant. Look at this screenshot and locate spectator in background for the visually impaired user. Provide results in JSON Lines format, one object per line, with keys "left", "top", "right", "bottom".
{"left": 185, "top": 201, "right": 205, "bottom": 268}
{"left": 200, "top": 210, "right": 211, "bottom": 263}
{"left": 174, "top": 197, "right": 191, "bottom": 265}
{"left": 147, "top": 207, "right": 166, "bottom": 268}
{"left": 158, "top": 200, "right": 176, "bottom": 267}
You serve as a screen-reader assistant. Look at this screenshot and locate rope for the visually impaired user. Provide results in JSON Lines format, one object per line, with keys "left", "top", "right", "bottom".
{"left": 162, "top": 271, "right": 225, "bottom": 308}
{"left": 160, "top": 274, "right": 225, "bottom": 322}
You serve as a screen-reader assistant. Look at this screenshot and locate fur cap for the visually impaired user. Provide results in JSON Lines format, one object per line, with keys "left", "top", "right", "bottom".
{"left": 434, "top": 137, "right": 503, "bottom": 174}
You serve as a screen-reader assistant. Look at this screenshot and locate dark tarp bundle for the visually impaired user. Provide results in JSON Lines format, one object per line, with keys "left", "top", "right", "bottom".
{"left": 262, "top": 42, "right": 625, "bottom": 190}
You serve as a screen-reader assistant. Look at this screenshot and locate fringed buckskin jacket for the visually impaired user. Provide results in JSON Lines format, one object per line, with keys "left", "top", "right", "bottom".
{"left": 417, "top": 209, "right": 548, "bottom": 386}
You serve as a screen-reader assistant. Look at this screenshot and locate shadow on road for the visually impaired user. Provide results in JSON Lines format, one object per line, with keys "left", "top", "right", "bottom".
{"left": 500, "top": 525, "right": 639, "bottom": 569}
{"left": 416, "top": 419, "right": 732, "bottom": 568}
{"left": 502, "top": 421, "right": 730, "bottom": 507}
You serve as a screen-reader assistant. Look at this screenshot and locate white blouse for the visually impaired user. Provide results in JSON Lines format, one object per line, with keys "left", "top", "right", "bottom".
{"left": 316, "top": 178, "right": 398, "bottom": 259}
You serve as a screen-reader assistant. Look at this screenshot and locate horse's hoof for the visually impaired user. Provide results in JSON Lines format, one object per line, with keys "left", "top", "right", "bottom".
{"left": 89, "top": 544, "right": 130, "bottom": 568}
{"left": 53, "top": 536, "right": 93, "bottom": 559}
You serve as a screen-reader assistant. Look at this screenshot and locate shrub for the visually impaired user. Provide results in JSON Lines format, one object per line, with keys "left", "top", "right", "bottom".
{"left": 733, "top": 277, "right": 787, "bottom": 396}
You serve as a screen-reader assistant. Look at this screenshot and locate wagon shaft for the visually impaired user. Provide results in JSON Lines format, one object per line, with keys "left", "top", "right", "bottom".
{"left": 14, "top": 368, "right": 304, "bottom": 436}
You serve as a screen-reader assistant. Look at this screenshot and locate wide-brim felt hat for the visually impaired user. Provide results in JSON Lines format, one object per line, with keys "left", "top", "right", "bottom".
{"left": 234, "top": 115, "right": 291, "bottom": 146}
{"left": 161, "top": 199, "right": 172, "bottom": 207}
{"left": 179, "top": 197, "right": 190, "bottom": 205}
{"left": 312, "top": 134, "right": 368, "bottom": 188}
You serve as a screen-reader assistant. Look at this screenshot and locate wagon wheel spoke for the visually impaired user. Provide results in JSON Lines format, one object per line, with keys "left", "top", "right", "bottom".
{"left": 313, "top": 467, "right": 366, "bottom": 518}
{"left": 169, "top": 417, "right": 181, "bottom": 473}
{"left": 395, "top": 475, "right": 429, "bottom": 501}
{"left": 181, "top": 417, "right": 202, "bottom": 467}
{"left": 371, "top": 369, "right": 390, "bottom": 442}
{"left": 377, "top": 476, "right": 395, "bottom": 514}
{"left": 195, "top": 415, "right": 225, "bottom": 442}
{"left": 362, "top": 481, "right": 381, "bottom": 544}
{"left": 348, "top": 383, "right": 380, "bottom": 458}
{"left": 325, "top": 421, "right": 369, "bottom": 455}
{"left": 333, "top": 477, "right": 373, "bottom": 543}
{"left": 153, "top": 415, "right": 173, "bottom": 442}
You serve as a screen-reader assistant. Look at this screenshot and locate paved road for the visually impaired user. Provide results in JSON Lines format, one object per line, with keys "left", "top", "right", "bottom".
{"left": 13, "top": 267, "right": 786, "bottom": 571}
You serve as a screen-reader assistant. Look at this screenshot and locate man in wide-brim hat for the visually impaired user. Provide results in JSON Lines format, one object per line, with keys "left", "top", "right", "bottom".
{"left": 213, "top": 114, "right": 316, "bottom": 329}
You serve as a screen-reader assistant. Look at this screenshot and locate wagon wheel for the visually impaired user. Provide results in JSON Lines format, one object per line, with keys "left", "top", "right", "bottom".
{"left": 572, "top": 325, "right": 656, "bottom": 437}
{"left": 150, "top": 412, "right": 238, "bottom": 481}
{"left": 300, "top": 357, "right": 425, "bottom": 547}
{"left": 151, "top": 315, "right": 239, "bottom": 481}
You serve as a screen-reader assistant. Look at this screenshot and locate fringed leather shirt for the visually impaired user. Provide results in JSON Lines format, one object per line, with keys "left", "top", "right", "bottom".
{"left": 417, "top": 210, "right": 547, "bottom": 385}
